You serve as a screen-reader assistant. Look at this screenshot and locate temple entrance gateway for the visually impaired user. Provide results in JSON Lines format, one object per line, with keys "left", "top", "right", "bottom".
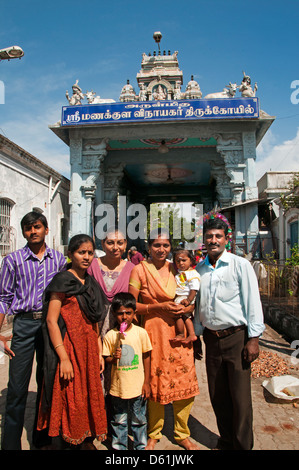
{"left": 51, "top": 33, "right": 274, "bottom": 255}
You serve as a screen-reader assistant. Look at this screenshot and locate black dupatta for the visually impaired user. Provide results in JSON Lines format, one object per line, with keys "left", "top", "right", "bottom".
{"left": 40, "top": 270, "right": 108, "bottom": 414}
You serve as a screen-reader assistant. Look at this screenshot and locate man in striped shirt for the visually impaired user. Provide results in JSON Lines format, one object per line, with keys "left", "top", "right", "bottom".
{"left": 0, "top": 211, "right": 66, "bottom": 450}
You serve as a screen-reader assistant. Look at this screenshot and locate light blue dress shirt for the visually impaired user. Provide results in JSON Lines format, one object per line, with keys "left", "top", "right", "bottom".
{"left": 194, "top": 250, "right": 265, "bottom": 338}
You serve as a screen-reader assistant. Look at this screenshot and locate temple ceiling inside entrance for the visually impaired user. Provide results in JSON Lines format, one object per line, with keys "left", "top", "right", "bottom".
{"left": 106, "top": 137, "right": 217, "bottom": 194}
{"left": 107, "top": 137, "right": 217, "bottom": 150}
{"left": 124, "top": 160, "right": 211, "bottom": 186}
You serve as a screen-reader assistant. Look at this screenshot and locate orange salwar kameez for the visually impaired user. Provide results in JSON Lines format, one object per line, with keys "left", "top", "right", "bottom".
{"left": 129, "top": 261, "right": 199, "bottom": 404}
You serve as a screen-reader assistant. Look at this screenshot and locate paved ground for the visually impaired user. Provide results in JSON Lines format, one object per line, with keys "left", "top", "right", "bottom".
{"left": 1, "top": 322, "right": 298, "bottom": 451}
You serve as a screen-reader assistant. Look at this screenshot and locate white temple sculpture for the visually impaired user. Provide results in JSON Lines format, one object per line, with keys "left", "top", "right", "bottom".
{"left": 138, "top": 83, "right": 147, "bottom": 101}
{"left": 204, "top": 82, "right": 239, "bottom": 99}
{"left": 239, "top": 72, "right": 258, "bottom": 97}
{"left": 85, "top": 90, "right": 115, "bottom": 104}
{"left": 66, "top": 79, "right": 84, "bottom": 105}
{"left": 119, "top": 80, "right": 138, "bottom": 102}
{"left": 135, "top": 36, "right": 184, "bottom": 101}
{"left": 184, "top": 75, "right": 202, "bottom": 99}
{"left": 65, "top": 66, "right": 258, "bottom": 107}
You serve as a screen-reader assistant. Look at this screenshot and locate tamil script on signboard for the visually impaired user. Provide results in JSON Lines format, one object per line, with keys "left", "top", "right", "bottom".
{"left": 61, "top": 98, "right": 259, "bottom": 126}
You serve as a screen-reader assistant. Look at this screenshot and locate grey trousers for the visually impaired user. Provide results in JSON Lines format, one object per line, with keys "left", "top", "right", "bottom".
{"left": 1, "top": 315, "right": 46, "bottom": 450}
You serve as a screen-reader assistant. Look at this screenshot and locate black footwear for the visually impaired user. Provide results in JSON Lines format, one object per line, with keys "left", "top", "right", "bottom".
{"left": 193, "top": 337, "right": 203, "bottom": 360}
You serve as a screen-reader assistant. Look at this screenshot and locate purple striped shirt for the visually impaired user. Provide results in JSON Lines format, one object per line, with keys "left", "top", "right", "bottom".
{"left": 0, "top": 244, "right": 66, "bottom": 315}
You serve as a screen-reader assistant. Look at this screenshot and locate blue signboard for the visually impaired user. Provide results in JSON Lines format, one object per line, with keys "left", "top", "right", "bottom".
{"left": 61, "top": 98, "right": 259, "bottom": 126}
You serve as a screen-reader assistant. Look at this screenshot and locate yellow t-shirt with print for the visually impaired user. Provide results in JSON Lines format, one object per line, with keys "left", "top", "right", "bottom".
{"left": 103, "top": 324, "right": 152, "bottom": 399}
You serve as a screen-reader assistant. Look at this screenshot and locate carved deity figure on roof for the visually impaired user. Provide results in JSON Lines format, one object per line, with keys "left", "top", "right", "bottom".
{"left": 173, "top": 81, "right": 183, "bottom": 100}
{"left": 66, "top": 79, "right": 84, "bottom": 105}
{"left": 139, "top": 83, "right": 147, "bottom": 101}
{"left": 153, "top": 84, "right": 167, "bottom": 100}
{"left": 239, "top": 71, "right": 258, "bottom": 97}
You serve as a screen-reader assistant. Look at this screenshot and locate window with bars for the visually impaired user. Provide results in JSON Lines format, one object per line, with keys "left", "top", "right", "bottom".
{"left": 0, "top": 199, "right": 13, "bottom": 256}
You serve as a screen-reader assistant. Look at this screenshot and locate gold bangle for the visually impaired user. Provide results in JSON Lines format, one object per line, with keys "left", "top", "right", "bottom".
{"left": 146, "top": 304, "right": 149, "bottom": 314}
{"left": 55, "top": 343, "right": 63, "bottom": 349}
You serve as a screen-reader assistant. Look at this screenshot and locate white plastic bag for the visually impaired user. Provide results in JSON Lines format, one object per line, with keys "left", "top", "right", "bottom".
{"left": 262, "top": 375, "right": 299, "bottom": 400}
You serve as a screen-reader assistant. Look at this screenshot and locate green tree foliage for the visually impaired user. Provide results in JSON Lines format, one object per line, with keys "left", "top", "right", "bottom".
{"left": 147, "top": 203, "right": 195, "bottom": 248}
{"left": 285, "top": 244, "right": 299, "bottom": 267}
{"left": 280, "top": 172, "right": 299, "bottom": 212}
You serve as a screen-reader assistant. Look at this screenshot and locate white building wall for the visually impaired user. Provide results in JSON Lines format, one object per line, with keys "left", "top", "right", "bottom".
{"left": 0, "top": 135, "right": 69, "bottom": 260}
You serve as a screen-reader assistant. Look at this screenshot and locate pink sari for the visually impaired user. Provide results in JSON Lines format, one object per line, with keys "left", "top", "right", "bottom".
{"left": 88, "top": 258, "right": 134, "bottom": 393}
{"left": 87, "top": 258, "right": 134, "bottom": 302}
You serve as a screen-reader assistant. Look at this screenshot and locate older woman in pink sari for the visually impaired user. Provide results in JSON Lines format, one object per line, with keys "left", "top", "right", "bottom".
{"left": 88, "top": 227, "right": 134, "bottom": 327}
{"left": 87, "top": 227, "right": 134, "bottom": 434}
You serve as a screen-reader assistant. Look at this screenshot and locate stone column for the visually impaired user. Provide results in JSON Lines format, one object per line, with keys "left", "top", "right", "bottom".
{"left": 214, "top": 134, "right": 245, "bottom": 205}
{"left": 215, "top": 134, "right": 245, "bottom": 205}
{"left": 103, "top": 163, "right": 125, "bottom": 218}
{"left": 201, "top": 197, "right": 213, "bottom": 216}
{"left": 221, "top": 150, "right": 245, "bottom": 204}
{"left": 81, "top": 176, "right": 96, "bottom": 236}
{"left": 215, "top": 132, "right": 259, "bottom": 255}
{"left": 218, "top": 147, "right": 245, "bottom": 250}
{"left": 210, "top": 161, "right": 232, "bottom": 208}
{"left": 69, "top": 135, "right": 84, "bottom": 239}
{"left": 242, "top": 131, "right": 259, "bottom": 254}
{"left": 81, "top": 138, "right": 108, "bottom": 237}
{"left": 242, "top": 131, "right": 258, "bottom": 200}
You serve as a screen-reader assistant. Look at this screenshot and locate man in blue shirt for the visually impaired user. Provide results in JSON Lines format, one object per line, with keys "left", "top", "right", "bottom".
{"left": 196, "top": 217, "right": 264, "bottom": 450}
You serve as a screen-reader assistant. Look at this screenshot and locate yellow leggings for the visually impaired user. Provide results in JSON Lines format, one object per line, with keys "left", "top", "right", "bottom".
{"left": 147, "top": 397, "right": 195, "bottom": 441}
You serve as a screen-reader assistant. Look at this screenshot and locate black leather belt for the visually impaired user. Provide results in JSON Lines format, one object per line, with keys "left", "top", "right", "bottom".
{"left": 18, "top": 311, "right": 43, "bottom": 320}
{"left": 205, "top": 324, "right": 246, "bottom": 338}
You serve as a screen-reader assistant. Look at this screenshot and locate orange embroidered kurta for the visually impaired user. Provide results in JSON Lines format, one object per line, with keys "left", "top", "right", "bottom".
{"left": 129, "top": 261, "right": 199, "bottom": 404}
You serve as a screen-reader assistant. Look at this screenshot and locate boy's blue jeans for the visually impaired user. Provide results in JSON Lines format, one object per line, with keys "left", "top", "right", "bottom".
{"left": 111, "top": 395, "right": 147, "bottom": 450}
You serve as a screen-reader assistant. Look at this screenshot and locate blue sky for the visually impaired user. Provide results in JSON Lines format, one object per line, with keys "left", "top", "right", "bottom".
{"left": 1, "top": 0, "right": 299, "bottom": 180}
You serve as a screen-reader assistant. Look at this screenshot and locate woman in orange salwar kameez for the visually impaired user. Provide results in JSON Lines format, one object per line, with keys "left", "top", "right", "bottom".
{"left": 129, "top": 229, "right": 199, "bottom": 451}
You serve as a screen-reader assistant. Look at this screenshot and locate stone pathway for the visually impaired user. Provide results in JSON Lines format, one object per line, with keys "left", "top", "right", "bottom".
{"left": 1, "top": 323, "right": 298, "bottom": 450}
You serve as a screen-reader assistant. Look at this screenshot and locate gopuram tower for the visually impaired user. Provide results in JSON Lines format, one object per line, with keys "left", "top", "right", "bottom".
{"left": 51, "top": 32, "right": 274, "bottom": 254}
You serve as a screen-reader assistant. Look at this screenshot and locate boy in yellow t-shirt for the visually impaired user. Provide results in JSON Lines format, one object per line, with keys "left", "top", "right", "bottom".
{"left": 103, "top": 292, "right": 152, "bottom": 450}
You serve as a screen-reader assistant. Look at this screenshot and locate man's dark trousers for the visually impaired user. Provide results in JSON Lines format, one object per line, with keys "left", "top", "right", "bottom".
{"left": 1, "top": 315, "right": 47, "bottom": 450}
{"left": 203, "top": 327, "right": 254, "bottom": 450}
